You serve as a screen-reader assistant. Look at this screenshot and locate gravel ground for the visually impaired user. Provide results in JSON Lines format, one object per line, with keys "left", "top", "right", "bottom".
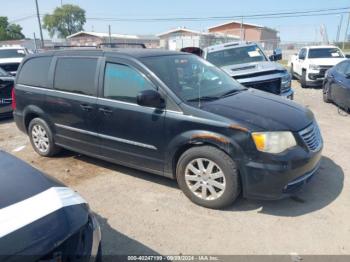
{"left": 0, "top": 81, "right": 349, "bottom": 257}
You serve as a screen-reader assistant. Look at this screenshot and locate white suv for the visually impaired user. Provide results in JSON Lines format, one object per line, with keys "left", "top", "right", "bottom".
{"left": 289, "top": 45, "right": 347, "bottom": 87}
{"left": 0, "top": 46, "right": 29, "bottom": 76}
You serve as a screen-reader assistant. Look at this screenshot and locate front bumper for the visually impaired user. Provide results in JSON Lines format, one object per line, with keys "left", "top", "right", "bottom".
{"left": 240, "top": 146, "right": 323, "bottom": 200}
{"left": 280, "top": 88, "right": 294, "bottom": 100}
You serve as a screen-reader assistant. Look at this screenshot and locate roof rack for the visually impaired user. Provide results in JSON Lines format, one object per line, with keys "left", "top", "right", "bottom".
{"left": 98, "top": 43, "right": 146, "bottom": 49}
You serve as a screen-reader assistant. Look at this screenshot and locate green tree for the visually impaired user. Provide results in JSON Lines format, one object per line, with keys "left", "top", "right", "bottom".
{"left": 43, "top": 4, "right": 86, "bottom": 38}
{"left": 0, "top": 16, "right": 24, "bottom": 40}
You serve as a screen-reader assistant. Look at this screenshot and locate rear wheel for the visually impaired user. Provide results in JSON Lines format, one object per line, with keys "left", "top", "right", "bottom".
{"left": 301, "top": 70, "right": 307, "bottom": 88}
{"left": 176, "top": 146, "right": 240, "bottom": 209}
{"left": 28, "top": 118, "right": 60, "bottom": 157}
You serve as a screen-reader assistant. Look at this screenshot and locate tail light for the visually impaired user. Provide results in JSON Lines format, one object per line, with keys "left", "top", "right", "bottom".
{"left": 11, "top": 87, "right": 16, "bottom": 110}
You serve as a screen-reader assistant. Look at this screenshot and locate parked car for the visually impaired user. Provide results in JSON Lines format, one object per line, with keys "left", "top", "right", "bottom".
{"left": 181, "top": 42, "right": 294, "bottom": 99}
{"left": 289, "top": 45, "right": 347, "bottom": 88}
{"left": 0, "top": 46, "right": 29, "bottom": 76}
{"left": 323, "top": 59, "right": 350, "bottom": 111}
{"left": 14, "top": 49, "right": 322, "bottom": 209}
{"left": 0, "top": 67, "right": 14, "bottom": 119}
{"left": 0, "top": 150, "right": 101, "bottom": 261}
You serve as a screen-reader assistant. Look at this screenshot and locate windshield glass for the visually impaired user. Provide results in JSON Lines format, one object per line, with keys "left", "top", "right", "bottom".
{"left": 141, "top": 54, "right": 245, "bottom": 102}
{"left": 0, "top": 49, "right": 26, "bottom": 58}
{"left": 308, "top": 48, "right": 344, "bottom": 59}
{"left": 206, "top": 44, "right": 267, "bottom": 67}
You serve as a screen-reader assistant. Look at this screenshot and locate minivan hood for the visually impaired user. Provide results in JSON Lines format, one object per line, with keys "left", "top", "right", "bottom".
{"left": 201, "top": 89, "right": 314, "bottom": 132}
{"left": 0, "top": 151, "right": 88, "bottom": 257}
{"left": 221, "top": 61, "right": 286, "bottom": 77}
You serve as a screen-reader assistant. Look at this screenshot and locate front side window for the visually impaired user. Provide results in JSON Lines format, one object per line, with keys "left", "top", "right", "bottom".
{"left": 206, "top": 44, "right": 267, "bottom": 67}
{"left": 104, "top": 63, "right": 155, "bottom": 103}
{"left": 54, "top": 57, "right": 98, "bottom": 96}
{"left": 141, "top": 54, "right": 246, "bottom": 103}
{"left": 308, "top": 48, "right": 344, "bottom": 59}
{"left": 336, "top": 61, "right": 349, "bottom": 74}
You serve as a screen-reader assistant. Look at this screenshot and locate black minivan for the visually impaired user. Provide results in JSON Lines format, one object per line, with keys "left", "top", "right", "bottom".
{"left": 13, "top": 49, "right": 323, "bottom": 209}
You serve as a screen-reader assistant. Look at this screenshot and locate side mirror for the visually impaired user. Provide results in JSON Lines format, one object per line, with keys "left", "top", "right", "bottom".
{"left": 345, "top": 54, "right": 350, "bottom": 59}
{"left": 269, "top": 55, "right": 275, "bottom": 61}
{"left": 137, "top": 90, "right": 165, "bottom": 108}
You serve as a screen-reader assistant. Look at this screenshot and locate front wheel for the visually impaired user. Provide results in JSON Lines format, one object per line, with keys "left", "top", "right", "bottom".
{"left": 301, "top": 70, "right": 307, "bottom": 88}
{"left": 176, "top": 146, "right": 240, "bottom": 209}
{"left": 323, "top": 81, "right": 332, "bottom": 103}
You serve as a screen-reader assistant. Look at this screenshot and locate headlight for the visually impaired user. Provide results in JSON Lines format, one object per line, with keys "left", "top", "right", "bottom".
{"left": 309, "top": 64, "right": 320, "bottom": 70}
{"left": 252, "top": 131, "right": 297, "bottom": 154}
{"left": 281, "top": 72, "right": 291, "bottom": 88}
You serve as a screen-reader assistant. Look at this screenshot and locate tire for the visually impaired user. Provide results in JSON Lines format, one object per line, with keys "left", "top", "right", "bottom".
{"left": 323, "top": 81, "right": 332, "bottom": 103}
{"left": 28, "top": 118, "right": 60, "bottom": 157}
{"left": 176, "top": 145, "right": 240, "bottom": 209}
{"left": 301, "top": 70, "right": 307, "bottom": 88}
{"left": 290, "top": 64, "right": 296, "bottom": 80}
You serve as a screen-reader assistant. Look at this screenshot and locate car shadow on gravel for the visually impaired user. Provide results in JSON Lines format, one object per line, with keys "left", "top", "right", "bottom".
{"left": 227, "top": 156, "right": 344, "bottom": 217}
{"left": 95, "top": 213, "right": 161, "bottom": 258}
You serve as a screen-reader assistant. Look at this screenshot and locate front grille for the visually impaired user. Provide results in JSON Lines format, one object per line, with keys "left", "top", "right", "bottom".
{"left": 299, "top": 122, "right": 322, "bottom": 152}
{"left": 242, "top": 78, "right": 281, "bottom": 94}
{"left": 0, "top": 63, "right": 20, "bottom": 72}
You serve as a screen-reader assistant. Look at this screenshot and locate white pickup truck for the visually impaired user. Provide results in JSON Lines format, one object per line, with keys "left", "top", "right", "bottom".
{"left": 289, "top": 45, "right": 347, "bottom": 88}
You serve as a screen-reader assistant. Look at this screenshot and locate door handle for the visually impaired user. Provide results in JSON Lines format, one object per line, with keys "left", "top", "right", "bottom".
{"left": 99, "top": 107, "right": 112, "bottom": 115}
{"left": 80, "top": 104, "right": 93, "bottom": 111}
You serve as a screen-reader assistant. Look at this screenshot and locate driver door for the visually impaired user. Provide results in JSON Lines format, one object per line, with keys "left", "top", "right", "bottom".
{"left": 96, "top": 57, "right": 166, "bottom": 174}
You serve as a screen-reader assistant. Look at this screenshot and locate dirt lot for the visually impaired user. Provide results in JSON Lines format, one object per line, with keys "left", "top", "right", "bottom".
{"left": 1, "top": 80, "right": 350, "bottom": 256}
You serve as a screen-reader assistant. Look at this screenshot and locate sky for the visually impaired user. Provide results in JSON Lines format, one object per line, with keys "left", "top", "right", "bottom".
{"left": 1, "top": 0, "right": 350, "bottom": 43}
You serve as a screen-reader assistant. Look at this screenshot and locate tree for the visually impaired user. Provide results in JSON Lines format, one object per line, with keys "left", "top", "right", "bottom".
{"left": 43, "top": 4, "right": 86, "bottom": 38}
{"left": 0, "top": 16, "right": 24, "bottom": 41}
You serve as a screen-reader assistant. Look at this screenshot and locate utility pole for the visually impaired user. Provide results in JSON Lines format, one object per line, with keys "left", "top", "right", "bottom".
{"left": 343, "top": 13, "right": 350, "bottom": 50}
{"left": 33, "top": 32, "right": 37, "bottom": 52}
{"left": 336, "top": 15, "right": 343, "bottom": 43}
{"left": 34, "top": 0, "right": 44, "bottom": 48}
{"left": 240, "top": 16, "right": 244, "bottom": 42}
{"left": 108, "top": 25, "right": 112, "bottom": 44}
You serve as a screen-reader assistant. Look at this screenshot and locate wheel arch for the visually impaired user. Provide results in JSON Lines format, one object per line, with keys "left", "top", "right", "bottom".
{"left": 164, "top": 130, "right": 245, "bottom": 179}
{"left": 23, "top": 105, "right": 53, "bottom": 133}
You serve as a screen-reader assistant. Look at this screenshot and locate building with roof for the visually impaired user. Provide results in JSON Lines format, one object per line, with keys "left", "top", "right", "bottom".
{"left": 157, "top": 27, "right": 239, "bottom": 51}
{"left": 66, "top": 31, "right": 160, "bottom": 48}
{"left": 208, "top": 21, "right": 280, "bottom": 50}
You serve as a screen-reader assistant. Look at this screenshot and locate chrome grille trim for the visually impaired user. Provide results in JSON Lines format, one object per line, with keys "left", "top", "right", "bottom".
{"left": 299, "top": 122, "right": 323, "bottom": 152}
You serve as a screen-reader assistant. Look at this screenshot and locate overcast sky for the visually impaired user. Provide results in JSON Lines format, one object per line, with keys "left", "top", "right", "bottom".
{"left": 1, "top": 0, "right": 350, "bottom": 42}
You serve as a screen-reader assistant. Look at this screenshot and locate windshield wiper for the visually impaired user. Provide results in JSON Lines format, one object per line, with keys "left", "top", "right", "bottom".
{"left": 187, "top": 96, "right": 221, "bottom": 102}
{"left": 219, "top": 89, "right": 246, "bottom": 98}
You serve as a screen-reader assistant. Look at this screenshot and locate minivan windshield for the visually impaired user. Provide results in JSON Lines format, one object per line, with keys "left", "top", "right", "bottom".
{"left": 206, "top": 44, "right": 267, "bottom": 67}
{"left": 308, "top": 48, "right": 344, "bottom": 59}
{"left": 141, "top": 54, "right": 246, "bottom": 103}
{"left": 0, "top": 49, "right": 26, "bottom": 58}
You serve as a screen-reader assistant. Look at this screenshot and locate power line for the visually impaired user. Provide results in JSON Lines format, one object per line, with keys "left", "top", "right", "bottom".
{"left": 85, "top": 6, "right": 350, "bottom": 22}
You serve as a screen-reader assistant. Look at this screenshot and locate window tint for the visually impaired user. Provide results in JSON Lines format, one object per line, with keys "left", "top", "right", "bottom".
{"left": 308, "top": 48, "right": 344, "bottom": 59}
{"left": 54, "top": 57, "right": 98, "bottom": 96}
{"left": 299, "top": 49, "right": 306, "bottom": 60}
{"left": 17, "top": 57, "right": 52, "bottom": 88}
{"left": 104, "top": 63, "right": 155, "bottom": 103}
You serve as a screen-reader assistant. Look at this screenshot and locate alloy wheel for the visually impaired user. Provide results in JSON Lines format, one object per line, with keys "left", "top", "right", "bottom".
{"left": 184, "top": 158, "right": 226, "bottom": 201}
{"left": 31, "top": 124, "right": 49, "bottom": 153}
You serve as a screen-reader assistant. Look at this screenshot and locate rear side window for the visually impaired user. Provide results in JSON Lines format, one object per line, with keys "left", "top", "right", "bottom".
{"left": 54, "top": 57, "right": 98, "bottom": 96}
{"left": 103, "top": 63, "right": 155, "bottom": 103}
{"left": 17, "top": 57, "right": 52, "bottom": 88}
